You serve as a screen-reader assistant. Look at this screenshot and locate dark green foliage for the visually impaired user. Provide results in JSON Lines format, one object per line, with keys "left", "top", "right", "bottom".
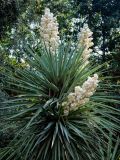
{"left": 98, "top": 135, "right": 120, "bottom": 160}
{"left": 0, "top": 0, "right": 18, "bottom": 37}
{"left": 0, "top": 129, "right": 14, "bottom": 148}
{"left": 0, "top": 42, "right": 120, "bottom": 159}
{"left": 0, "top": 90, "right": 15, "bottom": 149}
{"left": 0, "top": 90, "right": 8, "bottom": 111}
{"left": 0, "top": 0, "right": 29, "bottom": 38}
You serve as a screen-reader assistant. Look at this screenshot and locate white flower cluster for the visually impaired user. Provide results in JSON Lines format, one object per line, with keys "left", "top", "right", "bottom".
{"left": 63, "top": 74, "right": 99, "bottom": 115}
{"left": 78, "top": 24, "right": 94, "bottom": 64}
{"left": 40, "top": 8, "right": 60, "bottom": 52}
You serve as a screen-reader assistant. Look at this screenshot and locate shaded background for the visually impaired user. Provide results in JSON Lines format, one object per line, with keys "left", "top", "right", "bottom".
{"left": 0, "top": 0, "right": 120, "bottom": 77}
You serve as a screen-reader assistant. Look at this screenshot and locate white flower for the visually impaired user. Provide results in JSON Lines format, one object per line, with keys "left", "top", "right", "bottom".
{"left": 63, "top": 74, "right": 99, "bottom": 115}
{"left": 75, "top": 86, "right": 82, "bottom": 94}
{"left": 67, "top": 93, "right": 75, "bottom": 102}
{"left": 78, "top": 24, "right": 93, "bottom": 63}
{"left": 82, "top": 74, "right": 99, "bottom": 95}
{"left": 94, "top": 74, "right": 98, "bottom": 80}
{"left": 40, "top": 8, "right": 60, "bottom": 53}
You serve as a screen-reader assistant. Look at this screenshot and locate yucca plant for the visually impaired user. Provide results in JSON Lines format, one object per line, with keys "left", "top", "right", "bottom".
{"left": 0, "top": 8, "right": 120, "bottom": 160}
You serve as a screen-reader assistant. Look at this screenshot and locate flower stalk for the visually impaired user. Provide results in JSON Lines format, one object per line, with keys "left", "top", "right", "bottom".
{"left": 40, "top": 8, "right": 60, "bottom": 53}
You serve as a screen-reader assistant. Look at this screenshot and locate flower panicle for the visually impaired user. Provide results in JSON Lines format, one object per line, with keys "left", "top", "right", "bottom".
{"left": 78, "top": 24, "right": 94, "bottom": 64}
{"left": 40, "top": 8, "right": 60, "bottom": 53}
{"left": 63, "top": 74, "right": 99, "bottom": 115}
